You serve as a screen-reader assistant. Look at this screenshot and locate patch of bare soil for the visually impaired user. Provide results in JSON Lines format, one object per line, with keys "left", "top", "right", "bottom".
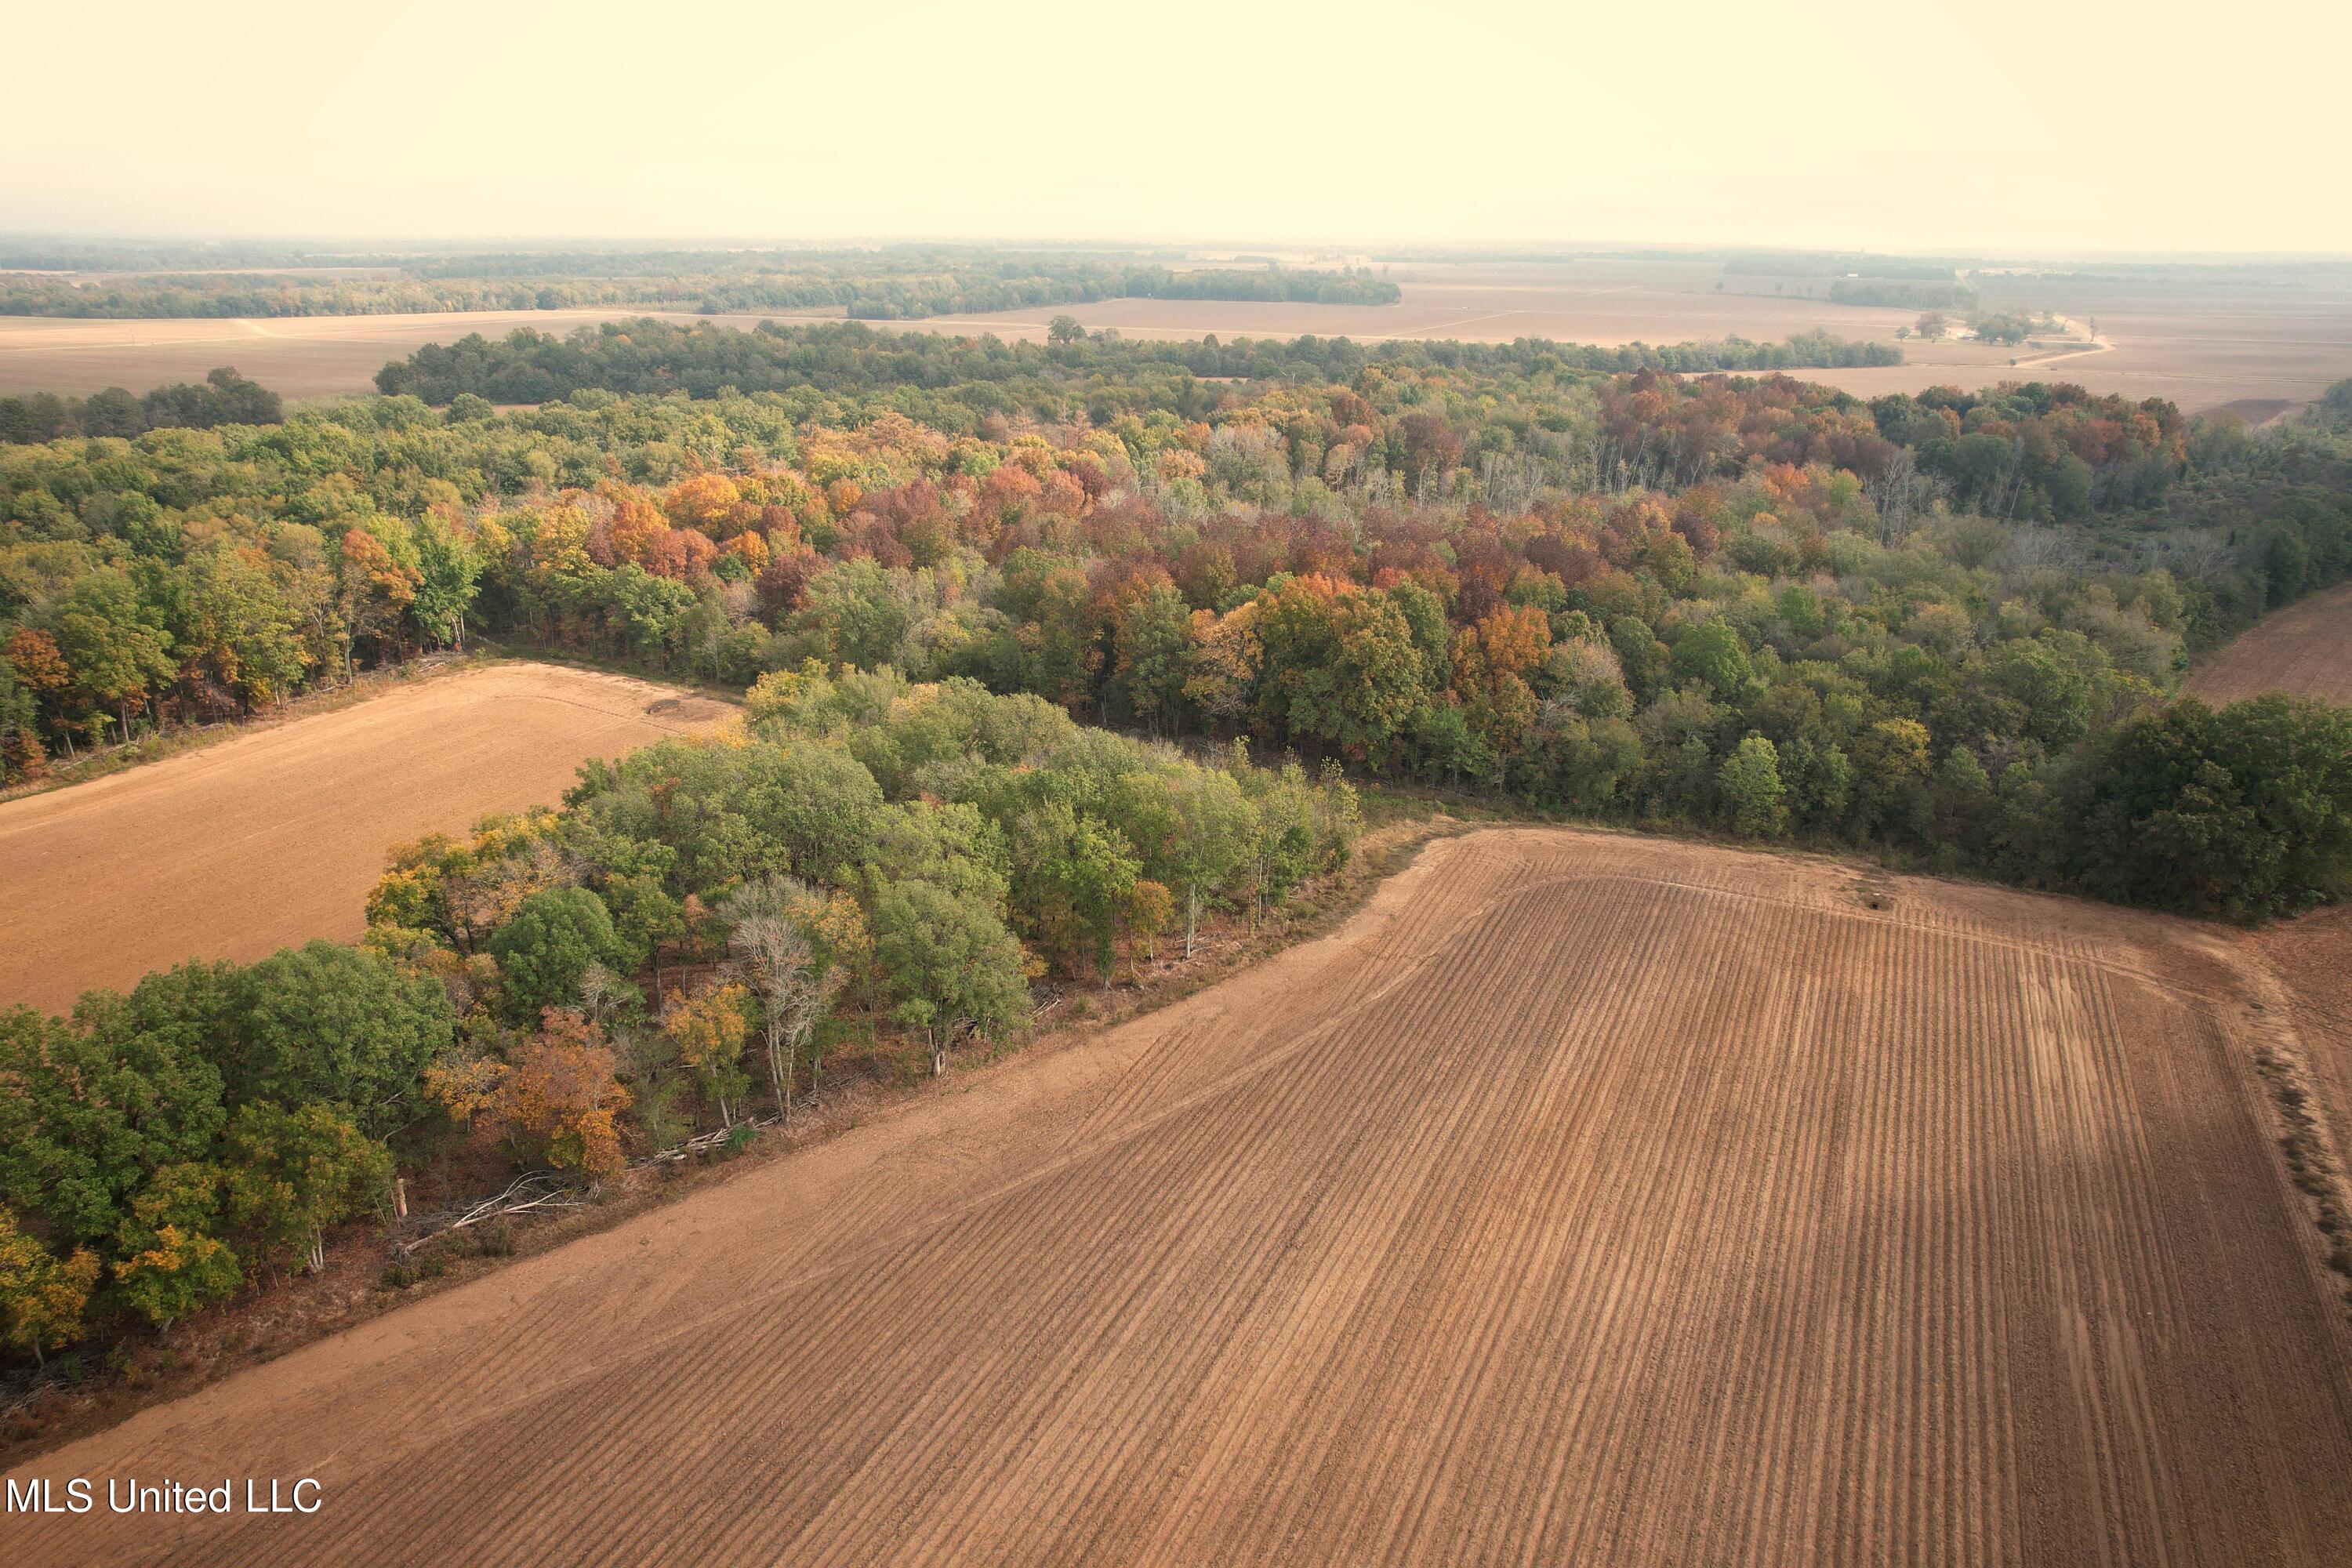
{"left": 2186, "top": 582, "right": 2352, "bottom": 706}
{"left": 0, "top": 662, "right": 732, "bottom": 1012}
{"left": 6, "top": 828, "right": 2348, "bottom": 1566}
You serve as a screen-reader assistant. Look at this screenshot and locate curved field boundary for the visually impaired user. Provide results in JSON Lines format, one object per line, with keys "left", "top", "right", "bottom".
{"left": 6, "top": 829, "right": 2350, "bottom": 1565}
{"left": 0, "top": 662, "right": 733, "bottom": 1013}
{"left": 2186, "top": 581, "right": 2352, "bottom": 706}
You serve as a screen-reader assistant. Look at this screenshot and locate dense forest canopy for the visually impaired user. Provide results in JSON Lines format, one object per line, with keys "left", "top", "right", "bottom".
{"left": 4, "top": 340, "right": 2344, "bottom": 904}
{"left": 0, "top": 248, "right": 1402, "bottom": 321}
{"left": 4, "top": 334, "right": 2351, "bottom": 1360}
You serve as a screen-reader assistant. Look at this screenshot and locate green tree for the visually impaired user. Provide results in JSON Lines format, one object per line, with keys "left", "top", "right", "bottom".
{"left": 720, "top": 877, "right": 843, "bottom": 1119}
{"left": 53, "top": 569, "right": 176, "bottom": 742}
{"left": 1116, "top": 764, "right": 1258, "bottom": 957}
{"left": 224, "top": 942, "right": 455, "bottom": 1136}
{"left": 412, "top": 513, "right": 482, "bottom": 649}
{"left": 1849, "top": 718, "right": 1933, "bottom": 838}
{"left": 489, "top": 887, "right": 623, "bottom": 1025}
{"left": 1719, "top": 735, "right": 1788, "bottom": 838}
{"left": 871, "top": 881, "right": 1031, "bottom": 1076}
{"left": 224, "top": 1102, "right": 390, "bottom": 1274}
{"left": 1250, "top": 578, "right": 1425, "bottom": 758}
{"left": 1009, "top": 800, "right": 1142, "bottom": 981}
{"left": 0, "top": 1000, "right": 227, "bottom": 1248}
{"left": 2071, "top": 695, "right": 2352, "bottom": 916}
{"left": 1111, "top": 584, "right": 1195, "bottom": 735}
{"left": 1669, "top": 619, "right": 1753, "bottom": 700}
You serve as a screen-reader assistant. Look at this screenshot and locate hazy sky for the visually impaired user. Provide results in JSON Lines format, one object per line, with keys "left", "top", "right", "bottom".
{"left": 5, "top": 0, "right": 2343, "bottom": 256}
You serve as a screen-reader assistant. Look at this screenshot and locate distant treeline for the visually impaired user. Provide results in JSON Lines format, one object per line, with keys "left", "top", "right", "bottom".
{"left": 1726, "top": 254, "right": 1963, "bottom": 281}
{"left": 374, "top": 318, "right": 1898, "bottom": 407}
{"left": 0, "top": 251, "right": 1401, "bottom": 321}
{"left": 0, "top": 368, "right": 281, "bottom": 445}
{"left": 1829, "top": 279, "right": 1980, "bottom": 310}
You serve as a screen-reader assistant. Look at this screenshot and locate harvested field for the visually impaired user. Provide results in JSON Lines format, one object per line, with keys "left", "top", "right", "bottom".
{"left": 0, "top": 662, "right": 731, "bottom": 1014}
{"left": 0, "top": 308, "right": 775, "bottom": 400}
{"left": 1778, "top": 267, "right": 2352, "bottom": 412}
{"left": 2185, "top": 581, "right": 2352, "bottom": 706}
{"left": 9, "top": 827, "right": 2350, "bottom": 1566}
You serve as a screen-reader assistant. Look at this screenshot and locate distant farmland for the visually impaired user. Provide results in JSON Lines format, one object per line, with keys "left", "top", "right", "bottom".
{"left": 0, "top": 662, "right": 731, "bottom": 1013}
{"left": 12, "top": 828, "right": 2347, "bottom": 1566}
{"left": 4, "top": 258, "right": 2342, "bottom": 412}
{"left": 879, "top": 258, "right": 2352, "bottom": 413}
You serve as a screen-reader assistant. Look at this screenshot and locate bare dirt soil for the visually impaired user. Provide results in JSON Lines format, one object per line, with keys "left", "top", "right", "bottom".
{"left": 8, "top": 827, "right": 2348, "bottom": 1566}
{"left": 0, "top": 309, "right": 767, "bottom": 399}
{"left": 2186, "top": 581, "right": 2352, "bottom": 706}
{"left": 0, "top": 662, "right": 731, "bottom": 1014}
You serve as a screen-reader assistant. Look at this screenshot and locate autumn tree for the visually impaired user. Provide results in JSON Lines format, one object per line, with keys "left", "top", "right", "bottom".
{"left": 335, "top": 523, "right": 423, "bottom": 677}
{"left": 663, "top": 982, "right": 753, "bottom": 1125}
{"left": 0, "top": 1210, "right": 101, "bottom": 1366}
{"left": 431, "top": 1009, "right": 634, "bottom": 1180}
{"left": 111, "top": 1163, "right": 244, "bottom": 1328}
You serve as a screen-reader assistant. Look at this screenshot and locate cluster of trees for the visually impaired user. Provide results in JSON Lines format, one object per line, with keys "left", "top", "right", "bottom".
{"left": 0, "top": 943, "right": 431, "bottom": 1357}
{"left": 0, "top": 677, "right": 1356, "bottom": 1359}
{"left": 0, "top": 368, "right": 281, "bottom": 446}
{"left": 372, "top": 318, "right": 1900, "bottom": 408}
{"left": 1968, "top": 313, "right": 2039, "bottom": 346}
{"left": 0, "top": 251, "right": 1399, "bottom": 322}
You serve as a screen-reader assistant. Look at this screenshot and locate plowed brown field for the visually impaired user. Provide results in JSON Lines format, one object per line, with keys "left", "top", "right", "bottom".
{"left": 8, "top": 828, "right": 2351, "bottom": 1566}
{"left": 0, "top": 662, "right": 731, "bottom": 1014}
{"left": 2186, "top": 581, "right": 2352, "bottom": 706}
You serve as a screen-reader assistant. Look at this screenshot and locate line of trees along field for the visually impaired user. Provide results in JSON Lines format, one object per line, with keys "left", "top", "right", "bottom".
{"left": 5, "top": 336, "right": 2351, "bottom": 1362}
{"left": 0, "top": 368, "right": 281, "bottom": 446}
{"left": 368, "top": 318, "right": 1900, "bottom": 407}
{"left": 2, "top": 673, "right": 1359, "bottom": 1361}
{"left": 0, "top": 250, "right": 1403, "bottom": 321}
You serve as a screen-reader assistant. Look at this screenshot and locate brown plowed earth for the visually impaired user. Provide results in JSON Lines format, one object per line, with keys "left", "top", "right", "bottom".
{"left": 8, "top": 828, "right": 2352, "bottom": 1566}
{"left": 0, "top": 662, "right": 731, "bottom": 1014}
{"left": 2185, "top": 581, "right": 2352, "bottom": 706}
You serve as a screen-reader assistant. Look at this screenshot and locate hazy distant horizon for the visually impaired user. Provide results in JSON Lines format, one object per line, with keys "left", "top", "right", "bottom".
{"left": 8, "top": 0, "right": 2345, "bottom": 255}
{"left": 5, "top": 234, "right": 2350, "bottom": 269}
